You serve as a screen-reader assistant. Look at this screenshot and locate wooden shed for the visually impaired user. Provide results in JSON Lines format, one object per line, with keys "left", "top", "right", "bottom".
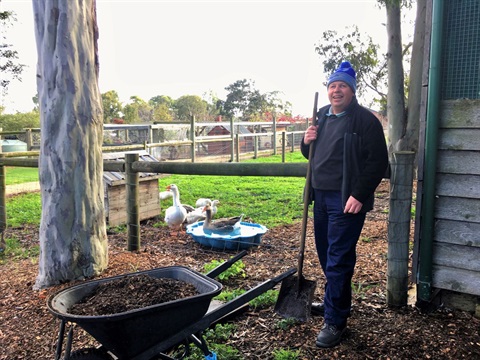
{"left": 413, "top": 0, "right": 480, "bottom": 313}
{"left": 206, "top": 124, "right": 253, "bottom": 155}
{"left": 103, "top": 151, "right": 161, "bottom": 226}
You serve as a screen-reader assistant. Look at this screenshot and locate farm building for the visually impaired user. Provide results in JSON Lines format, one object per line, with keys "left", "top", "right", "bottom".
{"left": 413, "top": 0, "right": 480, "bottom": 313}
{"left": 205, "top": 123, "right": 254, "bottom": 155}
{"left": 103, "top": 151, "right": 161, "bottom": 226}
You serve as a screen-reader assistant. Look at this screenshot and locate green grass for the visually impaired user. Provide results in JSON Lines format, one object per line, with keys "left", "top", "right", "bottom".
{"left": 5, "top": 152, "right": 309, "bottom": 229}
{"left": 159, "top": 152, "right": 308, "bottom": 228}
{"left": 159, "top": 175, "right": 306, "bottom": 228}
{"left": 5, "top": 167, "right": 39, "bottom": 185}
{"left": 0, "top": 237, "right": 40, "bottom": 265}
{"left": 203, "top": 258, "right": 246, "bottom": 281}
{"left": 273, "top": 348, "right": 301, "bottom": 360}
{"left": 7, "top": 192, "right": 42, "bottom": 227}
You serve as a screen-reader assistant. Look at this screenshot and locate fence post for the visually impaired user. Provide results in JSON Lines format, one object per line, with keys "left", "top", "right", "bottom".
{"left": 25, "top": 128, "right": 33, "bottom": 150}
{"left": 0, "top": 156, "right": 6, "bottom": 251}
{"left": 254, "top": 134, "right": 258, "bottom": 159}
{"left": 235, "top": 134, "right": 240, "bottom": 162}
{"left": 281, "top": 131, "right": 286, "bottom": 163}
{"left": 230, "top": 117, "right": 235, "bottom": 162}
{"left": 273, "top": 114, "right": 277, "bottom": 155}
{"left": 387, "top": 151, "right": 415, "bottom": 307}
{"left": 290, "top": 132, "right": 295, "bottom": 152}
{"left": 125, "top": 153, "right": 140, "bottom": 251}
{"left": 191, "top": 115, "right": 196, "bottom": 163}
{"left": 148, "top": 125, "right": 153, "bottom": 145}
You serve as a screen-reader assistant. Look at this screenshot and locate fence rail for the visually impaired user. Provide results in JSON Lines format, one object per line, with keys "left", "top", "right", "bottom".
{"left": 0, "top": 154, "right": 308, "bottom": 250}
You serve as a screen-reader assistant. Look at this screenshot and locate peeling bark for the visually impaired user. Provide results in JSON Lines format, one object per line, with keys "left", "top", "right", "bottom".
{"left": 33, "top": 0, "right": 107, "bottom": 289}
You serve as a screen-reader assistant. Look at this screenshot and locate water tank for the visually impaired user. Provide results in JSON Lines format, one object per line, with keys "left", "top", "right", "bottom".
{"left": 1, "top": 139, "right": 28, "bottom": 153}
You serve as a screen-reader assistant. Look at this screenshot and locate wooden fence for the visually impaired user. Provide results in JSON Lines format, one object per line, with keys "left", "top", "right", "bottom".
{"left": 0, "top": 118, "right": 307, "bottom": 162}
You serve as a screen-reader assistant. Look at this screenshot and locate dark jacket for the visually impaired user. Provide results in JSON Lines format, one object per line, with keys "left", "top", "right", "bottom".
{"left": 301, "top": 98, "right": 388, "bottom": 212}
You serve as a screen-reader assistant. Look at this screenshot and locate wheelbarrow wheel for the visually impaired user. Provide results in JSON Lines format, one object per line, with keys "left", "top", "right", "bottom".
{"left": 69, "top": 347, "right": 113, "bottom": 360}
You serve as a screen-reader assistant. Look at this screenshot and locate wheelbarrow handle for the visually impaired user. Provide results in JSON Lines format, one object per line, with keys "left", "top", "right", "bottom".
{"left": 204, "top": 250, "right": 248, "bottom": 279}
{"left": 202, "top": 267, "right": 297, "bottom": 323}
{"left": 135, "top": 268, "right": 297, "bottom": 359}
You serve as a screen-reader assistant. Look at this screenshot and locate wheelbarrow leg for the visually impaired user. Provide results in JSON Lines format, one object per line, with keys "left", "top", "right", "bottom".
{"left": 64, "top": 325, "right": 75, "bottom": 359}
{"left": 54, "top": 320, "right": 75, "bottom": 360}
{"left": 55, "top": 320, "right": 66, "bottom": 360}
{"left": 188, "top": 333, "right": 216, "bottom": 360}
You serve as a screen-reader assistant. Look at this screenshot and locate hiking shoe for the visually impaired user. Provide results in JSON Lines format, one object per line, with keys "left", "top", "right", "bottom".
{"left": 311, "top": 302, "right": 325, "bottom": 316}
{"left": 315, "top": 323, "right": 346, "bottom": 348}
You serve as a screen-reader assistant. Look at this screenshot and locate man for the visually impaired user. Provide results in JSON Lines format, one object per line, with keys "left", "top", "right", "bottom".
{"left": 301, "top": 61, "right": 388, "bottom": 348}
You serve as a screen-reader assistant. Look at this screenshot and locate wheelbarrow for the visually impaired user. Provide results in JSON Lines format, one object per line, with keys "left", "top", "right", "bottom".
{"left": 48, "top": 250, "right": 296, "bottom": 360}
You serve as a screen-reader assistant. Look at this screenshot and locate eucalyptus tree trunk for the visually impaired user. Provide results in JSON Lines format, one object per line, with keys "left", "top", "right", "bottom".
{"left": 33, "top": 0, "right": 108, "bottom": 289}
{"left": 386, "top": 1, "right": 406, "bottom": 155}
{"left": 404, "top": 0, "right": 426, "bottom": 155}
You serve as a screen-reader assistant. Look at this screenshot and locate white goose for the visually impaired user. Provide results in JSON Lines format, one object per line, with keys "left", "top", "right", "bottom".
{"left": 159, "top": 190, "right": 173, "bottom": 201}
{"left": 195, "top": 198, "right": 212, "bottom": 207}
{"left": 194, "top": 199, "right": 220, "bottom": 215}
{"left": 164, "top": 184, "right": 187, "bottom": 231}
{"left": 185, "top": 207, "right": 206, "bottom": 224}
{"left": 185, "top": 199, "right": 220, "bottom": 224}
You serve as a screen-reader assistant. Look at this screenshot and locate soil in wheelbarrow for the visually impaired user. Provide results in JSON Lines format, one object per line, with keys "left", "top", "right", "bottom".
{"left": 1, "top": 180, "right": 480, "bottom": 359}
{"left": 69, "top": 275, "right": 199, "bottom": 316}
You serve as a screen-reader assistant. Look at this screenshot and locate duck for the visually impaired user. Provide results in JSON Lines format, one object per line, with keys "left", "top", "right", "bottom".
{"left": 164, "top": 184, "right": 187, "bottom": 232}
{"left": 202, "top": 204, "right": 243, "bottom": 234}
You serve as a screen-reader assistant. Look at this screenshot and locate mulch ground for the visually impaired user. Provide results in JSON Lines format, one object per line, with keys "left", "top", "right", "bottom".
{"left": 1, "top": 180, "right": 479, "bottom": 359}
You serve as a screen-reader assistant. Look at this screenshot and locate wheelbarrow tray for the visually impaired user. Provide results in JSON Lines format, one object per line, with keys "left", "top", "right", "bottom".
{"left": 48, "top": 266, "right": 222, "bottom": 359}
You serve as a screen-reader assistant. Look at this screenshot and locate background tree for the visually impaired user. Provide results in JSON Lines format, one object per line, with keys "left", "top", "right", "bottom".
{"left": 223, "top": 79, "right": 255, "bottom": 120}
{"left": 384, "top": 0, "right": 425, "bottom": 154}
{"left": 123, "top": 96, "right": 152, "bottom": 123}
{"left": 149, "top": 95, "right": 173, "bottom": 108}
{"left": 149, "top": 95, "right": 174, "bottom": 122}
{"left": 223, "top": 79, "right": 290, "bottom": 121}
{"left": 32, "top": 93, "right": 40, "bottom": 111}
{"left": 152, "top": 103, "right": 173, "bottom": 122}
{"left": 101, "top": 90, "right": 123, "bottom": 122}
{"left": 174, "top": 95, "right": 208, "bottom": 122}
{"left": 33, "top": 0, "right": 108, "bottom": 289}
{"left": 314, "top": 0, "right": 424, "bottom": 156}
{"left": 0, "top": 9, "right": 25, "bottom": 93}
{"left": 315, "top": 25, "right": 386, "bottom": 109}
{"left": 202, "top": 91, "right": 223, "bottom": 121}
{"left": 0, "top": 110, "right": 40, "bottom": 131}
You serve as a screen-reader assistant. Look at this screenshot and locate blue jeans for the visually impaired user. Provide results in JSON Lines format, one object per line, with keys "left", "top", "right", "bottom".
{"left": 313, "top": 189, "right": 366, "bottom": 328}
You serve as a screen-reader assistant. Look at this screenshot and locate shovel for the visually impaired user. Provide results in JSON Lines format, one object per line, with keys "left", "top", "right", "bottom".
{"left": 274, "top": 92, "right": 318, "bottom": 322}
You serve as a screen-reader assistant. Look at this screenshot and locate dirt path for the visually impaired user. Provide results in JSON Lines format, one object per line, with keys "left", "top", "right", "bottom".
{"left": 6, "top": 181, "right": 41, "bottom": 196}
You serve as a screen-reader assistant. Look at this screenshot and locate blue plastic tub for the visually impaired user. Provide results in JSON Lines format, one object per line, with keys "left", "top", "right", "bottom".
{"left": 186, "top": 221, "right": 268, "bottom": 250}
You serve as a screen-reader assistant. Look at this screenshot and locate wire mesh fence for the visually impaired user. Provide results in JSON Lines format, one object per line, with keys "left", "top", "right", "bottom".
{"left": 441, "top": 0, "right": 480, "bottom": 100}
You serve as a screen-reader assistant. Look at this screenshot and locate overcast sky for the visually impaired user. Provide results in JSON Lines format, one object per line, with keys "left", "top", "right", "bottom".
{"left": 1, "top": 1, "right": 413, "bottom": 116}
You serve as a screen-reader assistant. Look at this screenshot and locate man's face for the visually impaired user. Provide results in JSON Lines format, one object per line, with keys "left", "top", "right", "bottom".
{"left": 327, "top": 81, "right": 354, "bottom": 114}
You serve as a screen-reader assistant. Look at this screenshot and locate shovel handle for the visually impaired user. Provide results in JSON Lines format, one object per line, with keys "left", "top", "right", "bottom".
{"left": 297, "top": 92, "right": 318, "bottom": 282}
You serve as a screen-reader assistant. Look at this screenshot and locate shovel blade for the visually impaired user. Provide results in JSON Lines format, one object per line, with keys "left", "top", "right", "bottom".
{"left": 274, "top": 275, "right": 316, "bottom": 322}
